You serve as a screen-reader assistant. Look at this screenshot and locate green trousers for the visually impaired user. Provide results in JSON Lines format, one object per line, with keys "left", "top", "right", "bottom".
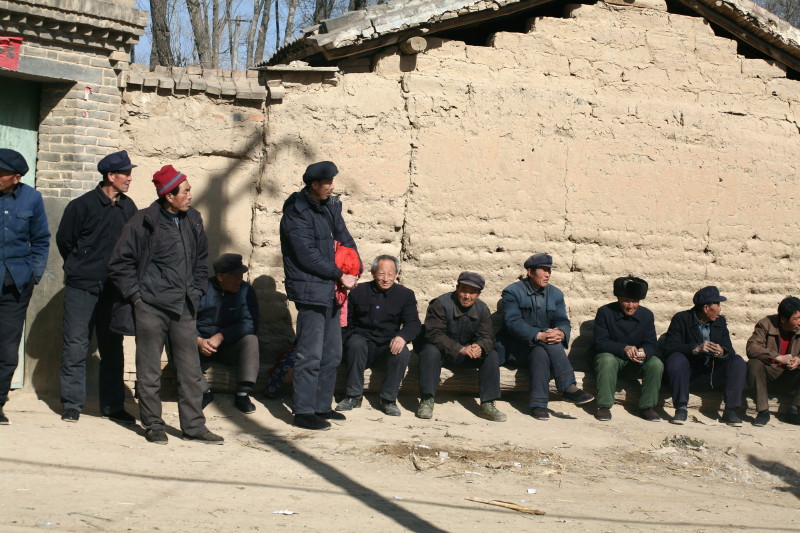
{"left": 594, "top": 352, "right": 664, "bottom": 409}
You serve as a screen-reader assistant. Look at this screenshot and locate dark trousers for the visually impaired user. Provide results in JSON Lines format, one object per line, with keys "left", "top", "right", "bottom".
{"left": 200, "top": 334, "right": 260, "bottom": 393}
{"left": 514, "top": 343, "right": 576, "bottom": 408}
{"left": 135, "top": 301, "right": 207, "bottom": 435}
{"left": 417, "top": 343, "right": 501, "bottom": 403}
{"left": 60, "top": 285, "right": 125, "bottom": 413}
{"left": 343, "top": 333, "right": 410, "bottom": 402}
{"left": 0, "top": 276, "right": 33, "bottom": 406}
{"left": 293, "top": 303, "right": 341, "bottom": 415}
{"left": 747, "top": 358, "right": 800, "bottom": 412}
{"left": 664, "top": 352, "right": 746, "bottom": 410}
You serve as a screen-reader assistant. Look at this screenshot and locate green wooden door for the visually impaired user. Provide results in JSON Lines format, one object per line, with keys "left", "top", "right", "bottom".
{"left": 0, "top": 75, "right": 41, "bottom": 388}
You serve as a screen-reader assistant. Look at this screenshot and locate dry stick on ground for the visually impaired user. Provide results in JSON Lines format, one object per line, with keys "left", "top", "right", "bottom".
{"left": 465, "top": 498, "right": 546, "bottom": 515}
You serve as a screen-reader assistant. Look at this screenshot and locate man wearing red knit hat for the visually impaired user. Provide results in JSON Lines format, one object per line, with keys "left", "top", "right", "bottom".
{"left": 109, "top": 165, "right": 223, "bottom": 445}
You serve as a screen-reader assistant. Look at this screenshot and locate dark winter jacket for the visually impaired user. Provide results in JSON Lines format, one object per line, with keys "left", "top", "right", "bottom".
{"left": 345, "top": 281, "right": 421, "bottom": 346}
{"left": 593, "top": 302, "right": 658, "bottom": 361}
{"left": 196, "top": 277, "right": 259, "bottom": 344}
{"left": 423, "top": 292, "right": 494, "bottom": 360}
{"left": 662, "top": 308, "right": 736, "bottom": 369}
{"left": 56, "top": 184, "right": 137, "bottom": 292}
{"left": 279, "top": 189, "right": 358, "bottom": 306}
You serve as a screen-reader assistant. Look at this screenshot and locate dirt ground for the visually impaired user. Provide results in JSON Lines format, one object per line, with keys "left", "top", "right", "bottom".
{"left": 2, "top": 388, "right": 799, "bottom": 533}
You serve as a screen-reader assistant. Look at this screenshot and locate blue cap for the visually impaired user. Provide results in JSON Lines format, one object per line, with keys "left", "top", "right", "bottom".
{"left": 693, "top": 286, "right": 727, "bottom": 307}
{"left": 524, "top": 253, "right": 555, "bottom": 270}
{"left": 98, "top": 150, "right": 136, "bottom": 174}
{"left": 303, "top": 161, "right": 338, "bottom": 184}
{"left": 0, "top": 149, "right": 29, "bottom": 176}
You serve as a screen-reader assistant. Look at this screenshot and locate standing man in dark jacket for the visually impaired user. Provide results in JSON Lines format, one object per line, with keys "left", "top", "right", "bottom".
{"left": 280, "top": 161, "right": 359, "bottom": 430}
{"left": 593, "top": 276, "right": 663, "bottom": 422}
{"left": 56, "top": 150, "right": 138, "bottom": 424}
{"left": 196, "top": 253, "right": 260, "bottom": 414}
{"left": 497, "top": 253, "right": 594, "bottom": 421}
{"left": 336, "top": 255, "right": 420, "bottom": 417}
{"left": 416, "top": 271, "right": 505, "bottom": 422}
{"left": 109, "top": 165, "right": 222, "bottom": 445}
{"left": 662, "top": 286, "right": 746, "bottom": 426}
{"left": 0, "top": 149, "right": 49, "bottom": 425}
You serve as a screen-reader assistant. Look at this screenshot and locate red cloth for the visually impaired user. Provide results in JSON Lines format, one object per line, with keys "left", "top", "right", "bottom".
{"left": 0, "top": 37, "right": 23, "bottom": 71}
{"left": 334, "top": 242, "right": 361, "bottom": 326}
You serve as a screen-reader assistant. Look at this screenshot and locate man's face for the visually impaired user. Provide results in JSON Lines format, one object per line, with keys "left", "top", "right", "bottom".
{"left": 455, "top": 283, "right": 481, "bottom": 308}
{"left": 527, "top": 267, "right": 551, "bottom": 289}
{"left": 0, "top": 168, "right": 22, "bottom": 195}
{"left": 310, "top": 178, "right": 334, "bottom": 201}
{"left": 372, "top": 259, "right": 397, "bottom": 292}
{"left": 165, "top": 180, "right": 192, "bottom": 213}
{"left": 108, "top": 169, "right": 132, "bottom": 194}
{"left": 216, "top": 272, "right": 243, "bottom": 293}
{"left": 780, "top": 311, "right": 800, "bottom": 333}
{"left": 700, "top": 303, "right": 722, "bottom": 322}
{"left": 618, "top": 297, "right": 640, "bottom": 316}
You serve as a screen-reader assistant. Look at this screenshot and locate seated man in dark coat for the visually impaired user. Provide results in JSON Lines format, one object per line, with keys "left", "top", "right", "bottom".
{"left": 496, "top": 253, "right": 594, "bottom": 421}
{"left": 196, "top": 253, "right": 260, "bottom": 414}
{"left": 416, "top": 271, "right": 505, "bottom": 422}
{"left": 662, "top": 286, "right": 746, "bottom": 426}
{"left": 593, "top": 276, "right": 663, "bottom": 422}
{"left": 336, "top": 255, "right": 421, "bottom": 416}
{"left": 745, "top": 296, "right": 800, "bottom": 427}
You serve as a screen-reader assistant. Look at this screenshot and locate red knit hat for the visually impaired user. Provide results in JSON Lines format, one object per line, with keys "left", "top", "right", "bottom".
{"left": 152, "top": 165, "right": 187, "bottom": 197}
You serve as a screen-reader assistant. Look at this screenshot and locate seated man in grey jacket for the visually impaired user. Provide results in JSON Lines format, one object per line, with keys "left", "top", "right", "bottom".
{"left": 196, "top": 253, "right": 260, "bottom": 414}
{"left": 416, "top": 271, "right": 505, "bottom": 422}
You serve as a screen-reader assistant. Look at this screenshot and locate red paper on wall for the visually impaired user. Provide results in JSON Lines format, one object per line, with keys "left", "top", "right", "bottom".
{"left": 0, "top": 36, "right": 23, "bottom": 70}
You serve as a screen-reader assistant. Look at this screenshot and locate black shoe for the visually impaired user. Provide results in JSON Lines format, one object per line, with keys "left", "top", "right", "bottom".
{"left": 61, "top": 408, "right": 80, "bottom": 423}
{"left": 335, "top": 396, "right": 362, "bottom": 412}
{"left": 293, "top": 413, "right": 331, "bottom": 430}
{"left": 202, "top": 389, "right": 215, "bottom": 409}
{"left": 381, "top": 399, "right": 401, "bottom": 416}
{"left": 640, "top": 408, "right": 661, "bottom": 422}
{"left": 103, "top": 409, "right": 137, "bottom": 425}
{"left": 753, "top": 410, "right": 770, "bottom": 427}
{"left": 0, "top": 408, "right": 8, "bottom": 425}
{"left": 722, "top": 409, "right": 742, "bottom": 427}
{"left": 182, "top": 430, "right": 224, "bottom": 444}
{"left": 563, "top": 389, "right": 595, "bottom": 405}
{"left": 316, "top": 410, "right": 346, "bottom": 421}
{"left": 786, "top": 410, "right": 800, "bottom": 425}
{"left": 234, "top": 394, "right": 256, "bottom": 414}
{"left": 531, "top": 407, "right": 550, "bottom": 420}
{"left": 145, "top": 429, "right": 168, "bottom": 445}
{"left": 595, "top": 407, "right": 612, "bottom": 421}
{"left": 671, "top": 408, "right": 687, "bottom": 425}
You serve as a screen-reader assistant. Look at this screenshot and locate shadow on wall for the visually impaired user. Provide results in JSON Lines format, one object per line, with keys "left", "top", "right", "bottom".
{"left": 251, "top": 274, "right": 294, "bottom": 363}
{"left": 25, "top": 285, "right": 64, "bottom": 411}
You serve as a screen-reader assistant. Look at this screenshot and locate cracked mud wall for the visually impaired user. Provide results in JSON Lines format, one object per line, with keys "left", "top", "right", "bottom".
{"left": 125, "top": 1, "right": 800, "bottom": 358}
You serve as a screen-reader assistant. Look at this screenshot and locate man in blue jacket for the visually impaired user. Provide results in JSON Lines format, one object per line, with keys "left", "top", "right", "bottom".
{"left": 498, "top": 253, "right": 593, "bottom": 420}
{"left": 662, "top": 286, "right": 745, "bottom": 426}
{"left": 593, "top": 276, "right": 663, "bottom": 422}
{"left": 280, "top": 161, "right": 359, "bottom": 430}
{"left": 56, "top": 150, "right": 138, "bottom": 424}
{"left": 0, "top": 149, "right": 50, "bottom": 425}
{"left": 196, "top": 253, "right": 260, "bottom": 414}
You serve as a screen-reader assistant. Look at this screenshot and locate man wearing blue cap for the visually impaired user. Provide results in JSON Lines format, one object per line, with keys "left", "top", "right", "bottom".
{"left": 280, "top": 161, "right": 360, "bottom": 430}
{"left": 662, "top": 285, "right": 746, "bottom": 426}
{"left": 56, "top": 150, "right": 138, "bottom": 424}
{"left": 498, "top": 253, "right": 594, "bottom": 420}
{"left": 0, "top": 148, "right": 50, "bottom": 425}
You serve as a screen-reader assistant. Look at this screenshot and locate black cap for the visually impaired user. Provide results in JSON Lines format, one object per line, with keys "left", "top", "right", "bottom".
{"left": 213, "top": 253, "right": 248, "bottom": 275}
{"left": 693, "top": 286, "right": 727, "bottom": 307}
{"left": 457, "top": 271, "right": 485, "bottom": 291}
{"left": 613, "top": 276, "right": 648, "bottom": 300}
{"left": 0, "top": 149, "right": 29, "bottom": 176}
{"left": 303, "top": 161, "right": 338, "bottom": 185}
{"left": 524, "top": 253, "right": 555, "bottom": 270}
{"left": 98, "top": 150, "right": 136, "bottom": 174}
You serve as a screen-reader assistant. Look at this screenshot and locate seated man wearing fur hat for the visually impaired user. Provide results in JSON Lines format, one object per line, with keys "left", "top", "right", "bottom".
{"left": 593, "top": 276, "right": 663, "bottom": 422}
{"left": 662, "top": 286, "right": 746, "bottom": 426}
{"left": 497, "top": 253, "right": 594, "bottom": 421}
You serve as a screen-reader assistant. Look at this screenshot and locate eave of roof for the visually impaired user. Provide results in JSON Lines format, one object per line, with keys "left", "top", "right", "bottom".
{"left": 258, "top": 0, "right": 800, "bottom": 74}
